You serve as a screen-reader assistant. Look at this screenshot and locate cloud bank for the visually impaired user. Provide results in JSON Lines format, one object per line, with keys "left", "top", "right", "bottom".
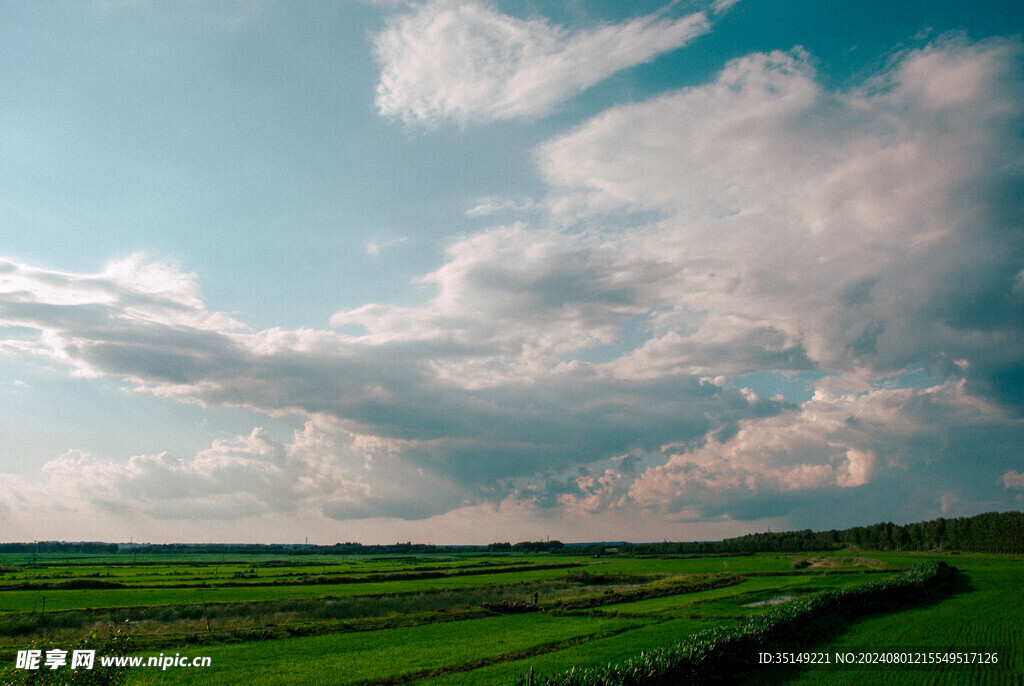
{"left": 2, "top": 32, "right": 1023, "bottom": 540}
{"left": 538, "top": 36, "right": 1024, "bottom": 403}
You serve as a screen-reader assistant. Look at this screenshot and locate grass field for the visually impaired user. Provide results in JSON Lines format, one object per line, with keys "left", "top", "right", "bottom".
{"left": 0, "top": 550, "right": 1018, "bottom": 685}
{"left": 764, "top": 553, "right": 1022, "bottom": 685}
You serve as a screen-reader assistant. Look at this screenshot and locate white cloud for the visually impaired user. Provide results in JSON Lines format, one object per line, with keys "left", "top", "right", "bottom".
{"left": 373, "top": 0, "right": 711, "bottom": 124}
{"left": 538, "top": 36, "right": 1024, "bottom": 403}
{"left": 622, "top": 380, "right": 1024, "bottom": 522}
{"left": 10, "top": 418, "right": 387, "bottom": 523}
{"left": 366, "top": 236, "right": 408, "bottom": 255}
{"left": 0, "top": 252, "right": 783, "bottom": 524}
{"left": 712, "top": 0, "right": 742, "bottom": 13}
{"left": 332, "top": 224, "right": 665, "bottom": 361}
{"left": 465, "top": 196, "right": 536, "bottom": 217}
{"left": 1, "top": 34, "right": 1022, "bottom": 536}
{"left": 1005, "top": 471, "right": 1024, "bottom": 490}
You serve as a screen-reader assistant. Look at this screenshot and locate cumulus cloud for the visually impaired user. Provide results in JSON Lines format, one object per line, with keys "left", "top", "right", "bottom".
{"left": 2, "top": 33, "right": 1022, "bottom": 535}
{"left": 0, "top": 255, "right": 246, "bottom": 378}
{"left": 331, "top": 224, "right": 672, "bottom": 362}
{"left": 538, "top": 35, "right": 1024, "bottom": 408}
{"left": 501, "top": 379, "right": 1022, "bottom": 526}
{"left": 5, "top": 416, "right": 473, "bottom": 525}
{"left": 373, "top": 0, "right": 712, "bottom": 125}
{"left": 108, "top": 421, "right": 367, "bottom": 519}
{"left": 625, "top": 381, "right": 1024, "bottom": 520}
{"left": 0, "top": 252, "right": 784, "bottom": 524}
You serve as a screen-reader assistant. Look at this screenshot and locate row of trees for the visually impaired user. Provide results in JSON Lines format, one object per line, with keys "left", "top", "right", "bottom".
{"left": 130, "top": 542, "right": 465, "bottom": 556}
{"left": 5, "top": 512, "right": 1021, "bottom": 558}
{"left": 618, "top": 511, "right": 1024, "bottom": 556}
{"left": 840, "top": 511, "right": 1024, "bottom": 553}
{"left": 486, "top": 540, "right": 565, "bottom": 553}
{"left": 0, "top": 541, "right": 477, "bottom": 558}
{"left": 619, "top": 530, "right": 842, "bottom": 556}
{"left": 0, "top": 542, "right": 119, "bottom": 555}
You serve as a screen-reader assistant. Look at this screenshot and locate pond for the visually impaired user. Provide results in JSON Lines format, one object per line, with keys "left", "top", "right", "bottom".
{"left": 743, "top": 595, "right": 796, "bottom": 607}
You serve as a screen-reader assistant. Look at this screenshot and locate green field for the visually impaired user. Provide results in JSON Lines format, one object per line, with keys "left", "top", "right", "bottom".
{"left": 0, "top": 551, "right": 1019, "bottom": 685}
{"left": 769, "top": 553, "right": 1023, "bottom": 685}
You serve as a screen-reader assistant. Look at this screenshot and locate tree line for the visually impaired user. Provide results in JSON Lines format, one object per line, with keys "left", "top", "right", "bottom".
{"left": 2, "top": 511, "right": 1020, "bottom": 557}
{"left": 618, "top": 511, "right": 1024, "bottom": 555}
{"left": 486, "top": 541, "right": 565, "bottom": 553}
{"left": 0, "top": 541, "right": 119, "bottom": 555}
{"left": 840, "top": 510, "right": 1024, "bottom": 553}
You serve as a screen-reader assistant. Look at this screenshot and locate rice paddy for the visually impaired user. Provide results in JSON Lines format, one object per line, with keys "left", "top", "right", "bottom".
{"left": 0, "top": 550, "right": 1018, "bottom": 684}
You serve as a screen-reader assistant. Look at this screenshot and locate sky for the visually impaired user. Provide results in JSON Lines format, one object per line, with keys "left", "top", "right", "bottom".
{"left": 0, "top": 0, "right": 1022, "bottom": 545}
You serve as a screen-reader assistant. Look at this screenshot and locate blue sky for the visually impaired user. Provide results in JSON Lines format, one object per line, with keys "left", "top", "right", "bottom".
{"left": 1, "top": 0, "right": 1022, "bottom": 544}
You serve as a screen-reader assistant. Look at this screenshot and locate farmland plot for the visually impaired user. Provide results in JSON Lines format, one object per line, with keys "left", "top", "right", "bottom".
{"left": 771, "top": 554, "right": 1022, "bottom": 685}
{"left": 0, "top": 551, "right": 1017, "bottom": 685}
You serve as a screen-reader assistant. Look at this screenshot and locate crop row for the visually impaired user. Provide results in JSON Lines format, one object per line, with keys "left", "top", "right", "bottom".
{"left": 0, "top": 561, "right": 582, "bottom": 593}
{"left": 547, "top": 575, "right": 746, "bottom": 614}
{"left": 527, "top": 561, "right": 949, "bottom": 685}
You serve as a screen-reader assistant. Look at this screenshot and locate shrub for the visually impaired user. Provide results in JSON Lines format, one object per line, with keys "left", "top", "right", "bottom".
{"left": 3, "top": 622, "right": 134, "bottom": 686}
{"left": 481, "top": 601, "right": 539, "bottom": 613}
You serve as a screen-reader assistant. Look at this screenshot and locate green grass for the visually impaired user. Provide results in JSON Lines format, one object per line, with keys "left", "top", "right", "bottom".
{"left": 580, "top": 572, "right": 883, "bottom": 619}
{"left": 129, "top": 614, "right": 641, "bottom": 685}
{"left": 0, "top": 566, "right": 581, "bottom": 613}
{"left": 1, "top": 551, "right": 1017, "bottom": 686}
{"left": 586, "top": 555, "right": 798, "bottom": 576}
{"left": 763, "top": 555, "right": 1023, "bottom": 685}
{"left": 144, "top": 559, "right": 919, "bottom": 684}
{"left": 0, "top": 553, "right": 878, "bottom": 614}
{"left": 0, "top": 557, "right": 563, "bottom": 593}
{"left": 416, "top": 616, "right": 738, "bottom": 686}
